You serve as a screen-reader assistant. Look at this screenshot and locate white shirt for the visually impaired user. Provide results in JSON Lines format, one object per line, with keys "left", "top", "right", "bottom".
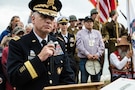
{"left": 62, "top": 33, "right": 68, "bottom": 43}
{"left": 33, "top": 30, "right": 48, "bottom": 46}
{"left": 110, "top": 53, "right": 131, "bottom": 70}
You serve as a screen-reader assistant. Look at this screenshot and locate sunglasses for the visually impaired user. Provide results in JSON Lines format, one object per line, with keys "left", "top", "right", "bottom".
{"left": 61, "top": 23, "right": 67, "bottom": 25}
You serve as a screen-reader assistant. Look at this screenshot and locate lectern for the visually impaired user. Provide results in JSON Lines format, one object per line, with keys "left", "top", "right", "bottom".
{"left": 43, "top": 82, "right": 104, "bottom": 90}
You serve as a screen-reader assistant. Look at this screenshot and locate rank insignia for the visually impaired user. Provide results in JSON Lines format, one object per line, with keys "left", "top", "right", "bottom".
{"left": 57, "top": 67, "right": 62, "bottom": 75}
{"left": 12, "top": 36, "right": 20, "bottom": 41}
{"left": 28, "top": 50, "right": 36, "bottom": 60}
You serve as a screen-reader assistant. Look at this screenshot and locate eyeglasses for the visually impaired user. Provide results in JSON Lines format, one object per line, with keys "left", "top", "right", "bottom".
{"left": 61, "top": 23, "right": 67, "bottom": 25}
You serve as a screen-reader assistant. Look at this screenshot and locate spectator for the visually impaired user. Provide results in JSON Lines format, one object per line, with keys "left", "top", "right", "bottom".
{"left": 0, "top": 16, "right": 20, "bottom": 43}
{"left": 76, "top": 16, "right": 105, "bottom": 83}
{"left": 110, "top": 36, "right": 133, "bottom": 81}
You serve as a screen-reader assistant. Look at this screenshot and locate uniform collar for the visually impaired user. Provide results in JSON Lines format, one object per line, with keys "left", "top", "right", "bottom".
{"left": 33, "top": 30, "right": 48, "bottom": 43}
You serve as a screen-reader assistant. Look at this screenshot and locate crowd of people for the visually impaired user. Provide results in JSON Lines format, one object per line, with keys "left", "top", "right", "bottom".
{"left": 0, "top": 0, "right": 134, "bottom": 90}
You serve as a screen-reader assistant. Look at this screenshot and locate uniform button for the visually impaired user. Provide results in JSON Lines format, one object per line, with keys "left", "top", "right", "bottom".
{"left": 48, "top": 62, "right": 50, "bottom": 65}
{"left": 49, "top": 80, "right": 52, "bottom": 84}
{"left": 65, "top": 45, "right": 67, "bottom": 47}
{"left": 48, "top": 71, "right": 51, "bottom": 75}
{"left": 65, "top": 49, "right": 67, "bottom": 51}
{"left": 61, "top": 60, "right": 63, "bottom": 63}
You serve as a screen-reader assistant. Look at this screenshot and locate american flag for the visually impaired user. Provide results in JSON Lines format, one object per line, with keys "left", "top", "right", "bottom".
{"left": 89, "top": 0, "right": 117, "bottom": 23}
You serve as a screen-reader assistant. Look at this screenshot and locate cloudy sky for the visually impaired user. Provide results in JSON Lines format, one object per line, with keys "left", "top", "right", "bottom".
{"left": 0, "top": 0, "right": 134, "bottom": 34}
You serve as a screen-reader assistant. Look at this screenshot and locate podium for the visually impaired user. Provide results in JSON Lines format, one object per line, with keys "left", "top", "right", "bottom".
{"left": 43, "top": 82, "right": 104, "bottom": 90}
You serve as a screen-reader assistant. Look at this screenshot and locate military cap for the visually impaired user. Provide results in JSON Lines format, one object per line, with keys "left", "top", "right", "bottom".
{"left": 109, "top": 10, "right": 117, "bottom": 17}
{"left": 78, "top": 18, "right": 84, "bottom": 22}
{"left": 57, "top": 16, "right": 69, "bottom": 23}
{"left": 90, "top": 8, "right": 98, "bottom": 16}
{"left": 84, "top": 16, "right": 94, "bottom": 22}
{"left": 28, "top": 0, "right": 62, "bottom": 17}
{"left": 69, "top": 15, "right": 77, "bottom": 22}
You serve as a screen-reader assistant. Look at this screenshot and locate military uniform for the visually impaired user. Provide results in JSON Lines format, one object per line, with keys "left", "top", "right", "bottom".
{"left": 7, "top": 31, "right": 75, "bottom": 90}
{"left": 7, "top": 0, "right": 75, "bottom": 89}
{"left": 57, "top": 15, "right": 78, "bottom": 83}
{"left": 57, "top": 33, "right": 77, "bottom": 73}
{"left": 67, "top": 26, "right": 79, "bottom": 36}
{"left": 104, "top": 20, "right": 128, "bottom": 55}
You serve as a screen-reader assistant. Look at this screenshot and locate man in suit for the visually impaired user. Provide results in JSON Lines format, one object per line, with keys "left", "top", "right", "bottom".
{"left": 7, "top": 0, "right": 75, "bottom": 90}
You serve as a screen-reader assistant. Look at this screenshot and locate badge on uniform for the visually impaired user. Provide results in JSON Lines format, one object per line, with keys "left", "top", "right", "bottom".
{"left": 54, "top": 42, "right": 64, "bottom": 56}
{"left": 70, "top": 37, "right": 75, "bottom": 47}
{"left": 57, "top": 67, "right": 63, "bottom": 75}
{"left": 28, "top": 50, "right": 36, "bottom": 60}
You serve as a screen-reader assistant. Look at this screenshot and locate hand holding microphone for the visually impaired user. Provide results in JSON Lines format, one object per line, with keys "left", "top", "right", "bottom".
{"left": 38, "top": 40, "right": 55, "bottom": 62}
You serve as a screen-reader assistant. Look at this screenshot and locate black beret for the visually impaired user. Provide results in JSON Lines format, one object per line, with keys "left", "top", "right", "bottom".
{"left": 29, "top": 0, "right": 62, "bottom": 17}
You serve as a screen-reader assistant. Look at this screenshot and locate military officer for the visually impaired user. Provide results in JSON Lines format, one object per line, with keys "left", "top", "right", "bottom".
{"left": 57, "top": 16, "right": 78, "bottom": 83}
{"left": 7, "top": 0, "right": 75, "bottom": 90}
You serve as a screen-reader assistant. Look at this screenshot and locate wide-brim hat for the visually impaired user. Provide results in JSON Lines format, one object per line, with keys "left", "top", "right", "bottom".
{"left": 85, "top": 60, "right": 101, "bottom": 75}
{"left": 116, "top": 36, "right": 130, "bottom": 47}
{"left": 28, "top": 0, "right": 62, "bottom": 17}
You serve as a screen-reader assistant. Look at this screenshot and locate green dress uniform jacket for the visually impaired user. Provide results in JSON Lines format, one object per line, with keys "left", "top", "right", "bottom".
{"left": 67, "top": 26, "right": 79, "bottom": 35}
{"left": 104, "top": 20, "right": 128, "bottom": 54}
{"left": 7, "top": 31, "right": 75, "bottom": 90}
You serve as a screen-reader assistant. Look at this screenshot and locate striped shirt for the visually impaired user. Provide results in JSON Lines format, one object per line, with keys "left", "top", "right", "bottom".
{"left": 76, "top": 28, "right": 105, "bottom": 58}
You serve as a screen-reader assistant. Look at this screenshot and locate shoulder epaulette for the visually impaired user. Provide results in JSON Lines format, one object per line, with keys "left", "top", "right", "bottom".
{"left": 12, "top": 36, "right": 20, "bottom": 41}
{"left": 57, "top": 37, "right": 64, "bottom": 42}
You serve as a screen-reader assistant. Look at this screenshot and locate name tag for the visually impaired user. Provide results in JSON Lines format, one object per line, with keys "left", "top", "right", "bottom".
{"left": 89, "top": 40, "right": 95, "bottom": 46}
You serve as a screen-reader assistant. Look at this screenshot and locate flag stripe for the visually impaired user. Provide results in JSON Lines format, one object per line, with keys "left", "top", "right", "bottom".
{"left": 89, "top": 0, "right": 97, "bottom": 7}
{"left": 89, "top": 0, "right": 117, "bottom": 23}
{"left": 99, "top": 0, "right": 110, "bottom": 23}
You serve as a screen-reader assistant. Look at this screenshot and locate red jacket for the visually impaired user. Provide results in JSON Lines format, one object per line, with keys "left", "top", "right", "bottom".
{"left": 1, "top": 47, "right": 14, "bottom": 90}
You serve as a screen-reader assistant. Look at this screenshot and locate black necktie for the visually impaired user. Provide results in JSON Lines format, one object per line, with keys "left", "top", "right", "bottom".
{"left": 41, "top": 40, "right": 47, "bottom": 46}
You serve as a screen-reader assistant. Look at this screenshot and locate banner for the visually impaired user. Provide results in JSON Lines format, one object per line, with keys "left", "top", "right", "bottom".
{"left": 126, "top": 0, "right": 135, "bottom": 77}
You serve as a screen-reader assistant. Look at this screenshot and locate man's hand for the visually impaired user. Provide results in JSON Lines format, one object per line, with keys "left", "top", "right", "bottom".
{"left": 92, "top": 54, "right": 99, "bottom": 60}
{"left": 126, "top": 50, "right": 133, "bottom": 58}
{"left": 87, "top": 54, "right": 93, "bottom": 60}
{"left": 38, "top": 44, "right": 55, "bottom": 62}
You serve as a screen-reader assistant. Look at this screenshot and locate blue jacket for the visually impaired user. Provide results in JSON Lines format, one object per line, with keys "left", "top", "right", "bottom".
{"left": 0, "top": 28, "right": 11, "bottom": 43}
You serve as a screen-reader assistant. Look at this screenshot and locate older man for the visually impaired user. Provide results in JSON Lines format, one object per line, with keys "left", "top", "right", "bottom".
{"left": 7, "top": 0, "right": 75, "bottom": 90}
{"left": 76, "top": 16, "right": 105, "bottom": 83}
{"left": 110, "top": 36, "right": 133, "bottom": 81}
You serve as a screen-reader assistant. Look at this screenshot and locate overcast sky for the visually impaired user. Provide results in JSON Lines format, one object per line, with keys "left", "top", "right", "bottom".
{"left": 0, "top": 0, "right": 134, "bottom": 34}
